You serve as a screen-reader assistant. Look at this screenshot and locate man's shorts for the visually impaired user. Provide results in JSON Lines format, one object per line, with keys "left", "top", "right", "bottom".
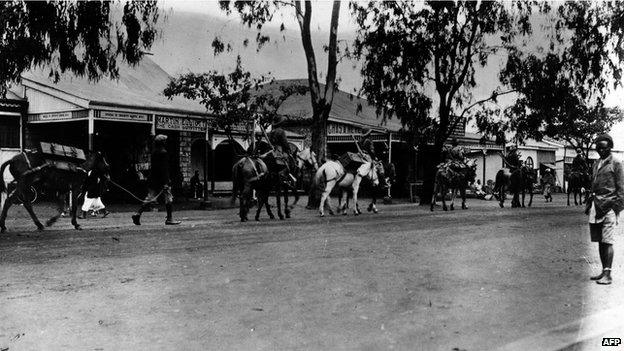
{"left": 590, "top": 211, "right": 618, "bottom": 245}
{"left": 144, "top": 185, "right": 173, "bottom": 205}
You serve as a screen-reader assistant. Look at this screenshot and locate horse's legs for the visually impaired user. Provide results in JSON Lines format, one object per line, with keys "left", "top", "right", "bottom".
{"left": 449, "top": 189, "right": 456, "bottom": 211}
{"left": 45, "top": 193, "right": 65, "bottom": 227}
{"left": 368, "top": 190, "right": 378, "bottom": 214}
{"left": 352, "top": 177, "right": 362, "bottom": 215}
{"left": 574, "top": 190, "right": 579, "bottom": 206}
{"left": 521, "top": 189, "right": 526, "bottom": 208}
{"left": 441, "top": 188, "right": 448, "bottom": 211}
{"left": 240, "top": 184, "right": 252, "bottom": 222}
{"left": 499, "top": 186, "right": 505, "bottom": 208}
{"left": 461, "top": 188, "right": 468, "bottom": 210}
{"left": 319, "top": 181, "right": 335, "bottom": 217}
{"left": 0, "top": 192, "right": 17, "bottom": 232}
{"left": 283, "top": 185, "right": 291, "bottom": 219}
{"left": 21, "top": 198, "right": 44, "bottom": 231}
{"left": 275, "top": 185, "right": 284, "bottom": 220}
{"left": 528, "top": 187, "right": 534, "bottom": 207}
{"left": 70, "top": 188, "right": 81, "bottom": 229}
{"left": 255, "top": 190, "right": 265, "bottom": 221}
{"left": 430, "top": 186, "right": 437, "bottom": 212}
{"left": 339, "top": 189, "right": 348, "bottom": 215}
{"left": 567, "top": 188, "right": 571, "bottom": 206}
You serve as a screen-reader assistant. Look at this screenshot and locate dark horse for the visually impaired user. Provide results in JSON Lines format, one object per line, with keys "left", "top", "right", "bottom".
{"left": 567, "top": 171, "right": 590, "bottom": 206}
{"left": 0, "top": 151, "right": 110, "bottom": 232}
{"left": 231, "top": 156, "right": 270, "bottom": 222}
{"left": 430, "top": 160, "right": 477, "bottom": 211}
{"left": 494, "top": 166, "right": 537, "bottom": 208}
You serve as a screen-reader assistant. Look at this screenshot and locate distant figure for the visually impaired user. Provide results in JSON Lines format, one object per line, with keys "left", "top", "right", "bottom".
{"left": 541, "top": 168, "right": 555, "bottom": 202}
{"left": 132, "top": 134, "right": 181, "bottom": 226}
{"left": 586, "top": 134, "right": 623, "bottom": 285}
{"left": 572, "top": 148, "right": 589, "bottom": 174}
{"left": 473, "top": 179, "right": 486, "bottom": 198}
{"left": 190, "top": 170, "right": 202, "bottom": 199}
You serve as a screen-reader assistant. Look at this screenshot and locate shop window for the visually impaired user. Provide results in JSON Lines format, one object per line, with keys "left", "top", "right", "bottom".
{"left": 0, "top": 118, "right": 19, "bottom": 148}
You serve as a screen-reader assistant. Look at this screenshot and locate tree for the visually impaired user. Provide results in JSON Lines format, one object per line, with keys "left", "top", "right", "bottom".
{"left": 216, "top": 0, "right": 342, "bottom": 164}
{"left": 0, "top": 0, "right": 160, "bottom": 97}
{"left": 164, "top": 56, "right": 307, "bottom": 144}
{"left": 352, "top": 1, "right": 532, "bottom": 204}
{"left": 489, "top": 2, "right": 624, "bottom": 156}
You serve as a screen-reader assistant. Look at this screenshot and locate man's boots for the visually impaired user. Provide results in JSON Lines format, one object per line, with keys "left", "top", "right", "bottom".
{"left": 165, "top": 204, "right": 180, "bottom": 225}
{"left": 78, "top": 210, "right": 87, "bottom": 219}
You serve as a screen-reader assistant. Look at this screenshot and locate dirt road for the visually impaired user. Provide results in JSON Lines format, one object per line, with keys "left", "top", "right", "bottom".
{"left": 1, "top": 195, "right": 623, "bottom": 350}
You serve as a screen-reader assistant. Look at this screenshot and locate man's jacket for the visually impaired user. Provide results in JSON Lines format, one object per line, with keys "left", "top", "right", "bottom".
{"left": 590, "top": 154, "right": 624, "bottom": 220}
{"left": 149, "top": 148, "right": 170, "bottom": 189}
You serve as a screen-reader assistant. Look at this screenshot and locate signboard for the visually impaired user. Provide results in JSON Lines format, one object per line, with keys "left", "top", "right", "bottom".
{"left": 156, "top": 115, "right": 207, "bottom": 133}
{"left": 28, "top": 111, "right": 72, "bottom": 122}
{"left": 450, "top": 119, "right": 466, "bottom": 137}
{"left": 40, "top": 142, "right": 86, "bottom": 160}
{"left": 98, "top": 110, "right": 150, "bottom": 122}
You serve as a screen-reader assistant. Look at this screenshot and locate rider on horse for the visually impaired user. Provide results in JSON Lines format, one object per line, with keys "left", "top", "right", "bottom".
{"left": 440, "top": 138, "right": 469, "bottom": 172}
{"left": 360, "top": 129, "right": 377, "bottom": 162}
{"left": 266, "top": 115, "right": 296, "bottom": 186}
{"left": 572, "top": 148, "right": 590, "bottom": 174}
{"left": 503, "top": 145, "right": 523, "bottom": 170}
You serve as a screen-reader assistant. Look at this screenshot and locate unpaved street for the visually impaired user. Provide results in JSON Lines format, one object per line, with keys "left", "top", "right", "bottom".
{"left": 1, "top": 195, "right": 623, "bottom": 350}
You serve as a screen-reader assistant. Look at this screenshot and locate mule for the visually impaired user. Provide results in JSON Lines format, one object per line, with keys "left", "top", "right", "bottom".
{"left": 567, "top": 171, "right": 590, "bottom": 206}
{"left": 0, "top": 151, "right": 110, "bottom": 232}
{"left": 231, "top": 156, "right": 269, "bottom": 222}
{"left": 314, "top": 159, "right": 382, "bottom": 217}
{"left": 430, "top": 160, "right": 477, "bottom": 211}
{"left": 494, "top": 166, "right": 537, "bottom": 208}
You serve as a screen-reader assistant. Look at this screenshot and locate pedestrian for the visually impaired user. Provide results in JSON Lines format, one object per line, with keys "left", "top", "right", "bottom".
{"left": 190, "top": 170, "right": 202, "bottom": 199}
{"left": 586, "top": 134, "right": 624, "bottom": 285}
{"left": 131, "top": 134, "right": 181, "bottom": 226}
{"left": 541, "top": 168, "right": 555, "bottom": 202}
{"left": 79, "top": 169, "right": 109, "bottom": 219}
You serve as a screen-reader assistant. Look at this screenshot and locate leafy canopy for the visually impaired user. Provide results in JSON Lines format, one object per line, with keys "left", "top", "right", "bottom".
{"left": 0, "top": 0, "right": 160, "bottom": 97}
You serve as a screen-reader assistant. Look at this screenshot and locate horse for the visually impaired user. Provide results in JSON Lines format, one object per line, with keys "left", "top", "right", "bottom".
{"left": 231, "top": 156, "right": 270, "bottom": 222}
{"left": 567, "top": 170, "right": 590, "bottom": 206}
{"left": 494, "top": 166, "right": 537, "bottom": 208}
{"left": 430, "top": 160, "right": 477, "bottom": 211}
{"left": 314, "top": 159, "right": 383, "bottom": 217}
{"left": 0, "top": 151, "right": 110, "bottom": 232}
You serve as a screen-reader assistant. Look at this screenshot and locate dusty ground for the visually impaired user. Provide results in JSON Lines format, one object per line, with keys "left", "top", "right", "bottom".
{"left": 1, "top": 194, "right": 623, "bottom": 351}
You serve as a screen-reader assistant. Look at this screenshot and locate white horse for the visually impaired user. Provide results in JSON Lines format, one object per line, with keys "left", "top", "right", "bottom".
{"left": 314, "top": 159, "right": 381, "bottom": 217}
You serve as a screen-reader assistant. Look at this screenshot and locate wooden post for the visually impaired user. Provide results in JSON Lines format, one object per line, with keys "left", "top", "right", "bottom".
{"left": 88, "top": 110, "right": 95, "bottom": 151}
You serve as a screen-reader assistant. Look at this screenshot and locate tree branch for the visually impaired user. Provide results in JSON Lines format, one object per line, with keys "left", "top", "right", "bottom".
{"left": 457, "top": 89, "right": 516, "bottom": 121}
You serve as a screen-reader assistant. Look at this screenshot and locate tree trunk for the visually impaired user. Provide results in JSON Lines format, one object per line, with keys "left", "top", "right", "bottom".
{"left": 306, "top": 111, "right": 328, "bottom": 208}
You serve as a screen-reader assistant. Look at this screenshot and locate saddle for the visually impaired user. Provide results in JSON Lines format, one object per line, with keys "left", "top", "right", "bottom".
{"left": 339, "top": 152, "right": 367, "bottom": 173}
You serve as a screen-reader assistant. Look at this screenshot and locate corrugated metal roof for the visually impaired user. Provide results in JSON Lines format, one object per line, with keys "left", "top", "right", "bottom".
{"left": 253, "top": 79, "right": 403, "bottom": 132}
{"left": 21, "top": 57, "right": 208, "bottom": 115}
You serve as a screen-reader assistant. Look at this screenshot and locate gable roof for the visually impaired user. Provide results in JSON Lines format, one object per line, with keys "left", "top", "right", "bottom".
{"left": 253, "top": 79, "right": 403, "bottom": 132}
{"left": 21, "top": 57, "right": 208, "bottom": 115}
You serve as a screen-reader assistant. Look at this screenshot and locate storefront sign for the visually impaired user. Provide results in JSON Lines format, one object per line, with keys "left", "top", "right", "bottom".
{"left": 28, "top": 111, "right": 73, "bottom": 122}
{"left": 156, "top": 115, "right": 207, "bottom": 133}
{"left": 99, "top": 110, "right": 150, "bottom": 122}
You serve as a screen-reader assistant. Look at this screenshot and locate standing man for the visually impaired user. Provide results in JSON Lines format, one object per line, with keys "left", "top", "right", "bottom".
{"left": 190, "top": 170, "right": 202, "bottom": 199}
{"left": 132, "top": 134, "right": 181, "bottom": 226}
{"left": 586, "top": 134, "right": 624, "bottom": 285}
{"left": 541, "top": 168, "right": 556, "bottom": 202}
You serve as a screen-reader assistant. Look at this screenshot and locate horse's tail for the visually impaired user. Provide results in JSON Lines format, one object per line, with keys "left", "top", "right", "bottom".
{"left": 231, "top": 160, "right": 243, "bottom": 205}
{"left": 0, "top": 158, "right": 11, "bottom": 193}
{"left": 493, "top": 169, "right": 504, "bottom": 192}
{"left": 313, "top": 165, "right": 326, "bottom": 191}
